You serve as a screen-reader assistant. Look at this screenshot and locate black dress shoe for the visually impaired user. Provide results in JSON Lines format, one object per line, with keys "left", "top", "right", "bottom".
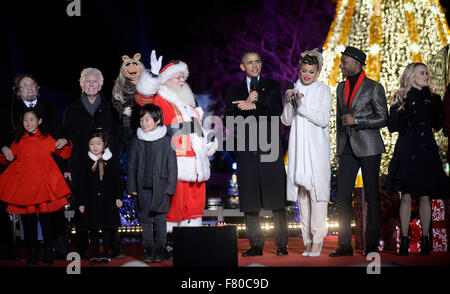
{"left": 242, "top": 247, "right": 263, "bottom": 257}
{"left": 89, "top": 257, "right": 100, "bottom": 264}
{"left": 329, "top": 246, "right": 353, "bottom": 257}
{"left": 27, "top": 247, "right": 40, "bottom": 265}
{"left": 276, "top": 247, "right": 288, "bottom": 256}
{"left": 153, "top": 255, "right": 164, "bottom": 263}
{"left": 143, "top": 254, "right": 154, "bottom": 263}
{"left": 111, "top": 252, "right": 126, "bottom": 259}
{"left": 2, "top": 255, "right": 21, "bottom": 261}
{"left": 152, "top": 247, "right": 164, "bottom": 263}
{"left": 44, "top": 246, "right": 54, "bottom": 265}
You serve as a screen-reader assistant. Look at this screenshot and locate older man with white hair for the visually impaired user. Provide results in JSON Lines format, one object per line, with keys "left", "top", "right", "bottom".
{"left": 63, "top": 67, "right": 123, "bottom": 259}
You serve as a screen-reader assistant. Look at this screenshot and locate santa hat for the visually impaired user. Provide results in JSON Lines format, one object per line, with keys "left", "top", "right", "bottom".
{"left": 158, "top": 61, "right": 189, "bottom": 85}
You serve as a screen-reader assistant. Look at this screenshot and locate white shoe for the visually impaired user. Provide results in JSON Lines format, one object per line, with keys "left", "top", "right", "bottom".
{"left": 308, "top": 243, "right": 322, "bottom": 257}
{"left": 302, "top": 244, "right": 312, "bottom": 256}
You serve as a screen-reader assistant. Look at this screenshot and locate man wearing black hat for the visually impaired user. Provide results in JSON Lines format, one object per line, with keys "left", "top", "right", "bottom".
{"left": 330, "top": 46, "right": 388, "bottom": 257}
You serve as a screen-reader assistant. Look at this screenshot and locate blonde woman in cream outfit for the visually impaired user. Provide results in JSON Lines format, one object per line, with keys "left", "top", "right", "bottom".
{"left": 281, "top": 49, "right": 332, "bottom": 257}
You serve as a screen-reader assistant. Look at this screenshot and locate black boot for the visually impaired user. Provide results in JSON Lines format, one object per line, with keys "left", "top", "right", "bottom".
{"left": 164, "top": 233, "right": 173, "bottom": 260}
{"left": 44, "top": 246, "right": 54, "bottom": 265}
{"left": 399, "top": 236, "right": 409, "bottom": 256}
{"left": 143, "top": 248, "right": 154, "bottom": 263}
{"left": 153, "top": 246, "right": 164, "bottom": 263}
{"left": 27, "top": 247, "right": 39, "bottom": 265}
{"left": 420, "top": 236, "right": 430, "bottom": 256}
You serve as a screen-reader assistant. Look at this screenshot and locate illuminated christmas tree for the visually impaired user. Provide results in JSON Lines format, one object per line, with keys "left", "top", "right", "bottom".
{"left": 320, "top": 0, "right": 450, "bottom": 174}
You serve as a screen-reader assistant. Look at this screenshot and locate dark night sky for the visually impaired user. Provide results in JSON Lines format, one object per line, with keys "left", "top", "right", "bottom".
{"left": 1, "top": 0, "right": 260, "bottom": 107}
{"left": 1, "top": 0, "right": 449, "bottom": 113}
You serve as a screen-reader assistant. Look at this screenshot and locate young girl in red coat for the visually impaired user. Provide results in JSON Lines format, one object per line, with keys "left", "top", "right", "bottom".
{"left": 78, "top": 128, "right": 123, "bottom": 264}
{"left": 0, "top": 108, "right": 72, "bottom": 264}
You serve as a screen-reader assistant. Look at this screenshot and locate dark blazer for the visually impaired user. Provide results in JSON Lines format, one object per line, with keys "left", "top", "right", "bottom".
{"left": 336, "top": 76, "right": 388, "bottom": 157}
{"left": 1, "top": 97, "right": 64, "bottom": 148}
{"left": 127, "top": 134, "right": 177, "bottom": 214}
{"left": 63, "top": 93, "right": 121, "bottom": 190}
{"left": 225, "top": 77, "right": 287, "bottom": 212}
{"left": 1, "top": 97, "right": 67, "bottom": 173}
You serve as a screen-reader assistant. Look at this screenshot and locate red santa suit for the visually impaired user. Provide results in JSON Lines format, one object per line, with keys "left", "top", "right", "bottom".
{"left": 136, "top": 61, "right": 217, "bottom": 228}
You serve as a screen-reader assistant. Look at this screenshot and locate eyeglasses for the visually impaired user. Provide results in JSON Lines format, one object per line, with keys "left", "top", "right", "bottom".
{"left": 19, "top": 84, "right": 37, "bottom": 89}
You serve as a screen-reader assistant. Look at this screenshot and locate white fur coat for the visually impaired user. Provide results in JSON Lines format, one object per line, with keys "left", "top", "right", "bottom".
{"left": 281, "top": 80, "right": 332, "bottom": 202}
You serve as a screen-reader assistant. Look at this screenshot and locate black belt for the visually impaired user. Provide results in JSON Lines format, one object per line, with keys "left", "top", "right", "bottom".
{"left": 166, "top": 117, "right": 216, "bottom": 143}
{"left": 167, "top": 117, "right": 203, "bottom": 137}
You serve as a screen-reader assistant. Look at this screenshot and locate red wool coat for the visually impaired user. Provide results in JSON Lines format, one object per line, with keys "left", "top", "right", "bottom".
{"left": 0, "top": 131, "right": 72, "bottom": 214}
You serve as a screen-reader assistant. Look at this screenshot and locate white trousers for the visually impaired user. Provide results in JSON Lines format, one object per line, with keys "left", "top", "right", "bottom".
{"left": 166, "top": 217, "right": 202, "bottom": 233}
{"left": 298, "top": 186, "right": 328, "bottom": 245}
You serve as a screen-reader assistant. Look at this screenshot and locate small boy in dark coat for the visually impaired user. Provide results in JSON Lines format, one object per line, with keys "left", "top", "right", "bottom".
{"left": 127, "top": 104, "right": 177, "bottom": 263}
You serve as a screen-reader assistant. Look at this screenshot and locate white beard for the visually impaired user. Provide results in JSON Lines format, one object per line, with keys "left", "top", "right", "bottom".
{"left": 160, "top": 83, "right": 195, "bottom": 107}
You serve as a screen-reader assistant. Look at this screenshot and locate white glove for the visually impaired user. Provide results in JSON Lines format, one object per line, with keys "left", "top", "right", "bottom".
{"left": 150, "top": 50, "right": 163, "bottom": 75}
{"left": 123, "top": 107, "right": 132, "bottom": 117}
{"left": 204, "top": 130, "right": 219, "bottom": 157}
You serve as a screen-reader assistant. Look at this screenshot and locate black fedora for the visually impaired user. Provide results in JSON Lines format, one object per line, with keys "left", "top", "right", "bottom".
{"left": 341, "top": 46, "right": 367, "bottom": 65}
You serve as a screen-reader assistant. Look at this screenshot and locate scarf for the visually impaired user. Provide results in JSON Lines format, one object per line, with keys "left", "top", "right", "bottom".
{"left": 81, "top": 93, "right": 101, "bottom": 117}
{"left": 136, "top": 125, "right": 167, "bottom": 142}
{"left": 344, "top": 70, "right": 365, "bottom": 109}
{"left": 88, "top": 148, "right": 112, "bottom": 181}
{"left": 135, "top": 93, "right": 154, "bottom": 107}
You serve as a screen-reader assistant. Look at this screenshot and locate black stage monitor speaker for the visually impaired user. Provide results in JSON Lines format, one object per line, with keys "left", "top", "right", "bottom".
{"left": 173, "top": 225, "right": 238, "bottom": 267}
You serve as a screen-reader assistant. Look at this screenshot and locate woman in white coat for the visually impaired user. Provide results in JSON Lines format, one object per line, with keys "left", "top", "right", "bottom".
{"left": 281, "top": 49, "right": 332, "bottom": 257}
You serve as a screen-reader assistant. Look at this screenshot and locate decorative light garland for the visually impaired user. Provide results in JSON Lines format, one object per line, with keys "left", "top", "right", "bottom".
{"left": 68, "top": 222, "right": 356, "bottom": 234}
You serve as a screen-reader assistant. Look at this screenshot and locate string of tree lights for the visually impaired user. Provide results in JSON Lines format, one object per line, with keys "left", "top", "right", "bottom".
{"left": 320, "top": 0, "right": 450, "bottom": 174}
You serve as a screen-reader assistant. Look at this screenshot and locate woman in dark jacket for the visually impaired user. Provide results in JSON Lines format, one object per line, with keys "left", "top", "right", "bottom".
{"left": 63, "top": 67, "right": 122, "bottom": 258}
{"left": 1, "top": 74, "right": 69, "bottom": 262}
{"left": 385, "top": 62, "right": 448, "bottom": 256}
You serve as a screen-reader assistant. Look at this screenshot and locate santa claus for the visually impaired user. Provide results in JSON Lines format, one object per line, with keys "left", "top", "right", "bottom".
{"left": 136, "top": 51, "right": 217, "bottom": 233}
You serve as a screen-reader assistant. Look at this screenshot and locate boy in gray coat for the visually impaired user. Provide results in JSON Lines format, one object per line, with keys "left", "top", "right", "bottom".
{"left": 127, "top": 104, "right": 177, "bottom": 263}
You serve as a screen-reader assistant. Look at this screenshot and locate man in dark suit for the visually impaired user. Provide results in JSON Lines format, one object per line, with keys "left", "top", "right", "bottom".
{"left": 1, "top": 74, "right": 66, "bottom": 152}
{"left": 0, "top": 74, "right": 69, "bottom": 261}
{"left": 330, "top": 47, "right": 388, "bottom": 257}
{"left": 225, "top": 51, "right": 288, "bottom": 257}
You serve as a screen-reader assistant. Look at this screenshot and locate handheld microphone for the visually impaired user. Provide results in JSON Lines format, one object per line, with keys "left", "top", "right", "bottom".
{"left": 343, "top": 112, "right": 352, "bottom": 137}
{"left": 250, "top": 77, "right": 259, "bottom": 93}
{"left": 346, "top": 125, "right": 352, "bottom": 137}
{"left": 285, "top": 81, "right": 298, "bottom": 110}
